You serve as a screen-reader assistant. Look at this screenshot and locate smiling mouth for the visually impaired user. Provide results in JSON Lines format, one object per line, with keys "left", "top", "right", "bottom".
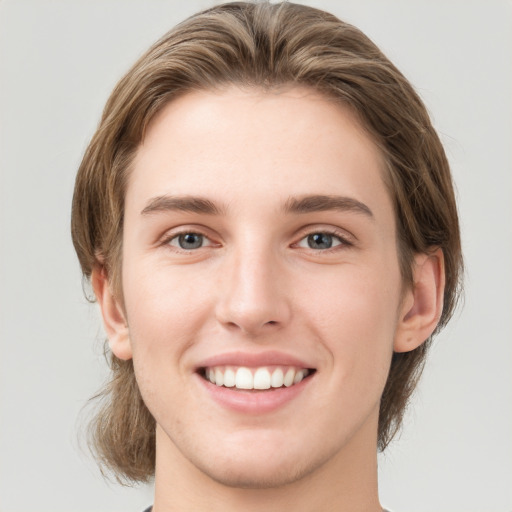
{"left": 199, "top": 366, "right": 316, "bottom": 390}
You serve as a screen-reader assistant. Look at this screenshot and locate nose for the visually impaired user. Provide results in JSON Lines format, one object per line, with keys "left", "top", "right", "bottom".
{"left": 215, "top": 246, "right": 292, "bottom": 336}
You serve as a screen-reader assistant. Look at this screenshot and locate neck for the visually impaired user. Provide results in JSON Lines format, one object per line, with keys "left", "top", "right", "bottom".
{"left": 152, "top": 416, "right": 382, "bottom": 512}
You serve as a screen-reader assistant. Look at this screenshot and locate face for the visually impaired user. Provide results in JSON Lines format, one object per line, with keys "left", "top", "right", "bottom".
{"left": 106, "top": 86, "right": 417, "bottom": 488}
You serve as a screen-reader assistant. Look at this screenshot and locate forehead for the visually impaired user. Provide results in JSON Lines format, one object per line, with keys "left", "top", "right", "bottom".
{"left": 127, "top": 86, "right": 391, "bottom": 221}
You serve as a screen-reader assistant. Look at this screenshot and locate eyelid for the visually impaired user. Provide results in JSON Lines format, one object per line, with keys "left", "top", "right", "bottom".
{"left": 295, "top": 233, "right": 344, "bottom": 249}
{"left": 168, "top": 233, "right": 214, "bottom": 249}
{"left": 292, "top": 225, "right": 356, "bottom": 248}
{"left": 157, "top": 224, "right": 355, "bottom": 252}
{"left": 159, "top": 225, "right": 220, "bottom": 248}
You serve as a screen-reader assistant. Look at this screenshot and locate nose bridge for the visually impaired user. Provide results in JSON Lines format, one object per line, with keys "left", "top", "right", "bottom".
{"left": 215, "top": 237, "right": 290, "bottom": 334}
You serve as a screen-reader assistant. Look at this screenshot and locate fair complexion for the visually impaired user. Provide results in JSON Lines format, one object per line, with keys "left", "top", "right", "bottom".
{"left": 94, "top": 86, "right": 444, "bottom": 512}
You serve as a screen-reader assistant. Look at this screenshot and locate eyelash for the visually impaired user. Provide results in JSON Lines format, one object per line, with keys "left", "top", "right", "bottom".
{"left": 163, "top": 230, "right": 216, "bottom": 252}
{"left": 293, "top": 229, "right": 353, "bottom": 251}
{"left": 162, "top": 227, "right": 353, "bottom": 253}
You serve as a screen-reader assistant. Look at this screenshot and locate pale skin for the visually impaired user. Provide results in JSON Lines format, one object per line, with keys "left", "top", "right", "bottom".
{"left": 93, "top": 86, "right": 444, "bottom": 512}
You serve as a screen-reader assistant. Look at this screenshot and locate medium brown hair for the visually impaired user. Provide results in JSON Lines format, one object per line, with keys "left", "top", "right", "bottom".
{"left": 71, "top": 1, "right": 463, "bottom": 483}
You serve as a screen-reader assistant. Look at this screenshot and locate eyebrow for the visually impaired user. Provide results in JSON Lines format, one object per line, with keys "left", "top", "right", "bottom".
{"left": 140, "top": 193, "right": 373, "bottom": 219}
{"left": 141, "top": 195, "right": 224, "bottom": 216}
{"left": 283, "top": 194, "right": 374, "bottom": 218}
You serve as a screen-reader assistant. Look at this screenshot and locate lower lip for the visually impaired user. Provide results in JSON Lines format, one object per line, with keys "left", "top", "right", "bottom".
{"left": 195, "top": 373, "right": 313, "bottom": 414}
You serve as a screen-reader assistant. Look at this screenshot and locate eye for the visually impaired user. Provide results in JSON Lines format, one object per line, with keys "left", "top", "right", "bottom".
{"left": 297, "top": 232, "right": 345, "bottom": 250}
{"left": 168, "top": 232, "right": 210, "bottom": 250}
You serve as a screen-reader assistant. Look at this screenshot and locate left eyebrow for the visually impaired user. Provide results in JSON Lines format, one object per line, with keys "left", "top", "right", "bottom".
{"left": 141, "top": 195, "right": 225, "bottom": 216}
{"left": 283, "top": 194, "right": 374, "bottom": 218}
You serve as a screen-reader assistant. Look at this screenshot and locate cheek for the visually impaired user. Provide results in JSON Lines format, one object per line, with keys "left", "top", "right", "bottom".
{"left": 122, "top": 261, "right": 214, "bottom": 357}
{"left": 303, "top": 256, "right": 401, "bottom": 329}
{"left": 300, "top": 258, "right": 402, "bottom": 374}
{"left": 121, "top": 264, "right": 213, "bottom": 421}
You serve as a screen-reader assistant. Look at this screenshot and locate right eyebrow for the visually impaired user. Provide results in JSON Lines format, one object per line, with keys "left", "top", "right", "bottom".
{"left": 141, "top": 195, "right": 224, "bottom": 216}
{"left": 283, "top": 194, "right": 374, "bottom": 219}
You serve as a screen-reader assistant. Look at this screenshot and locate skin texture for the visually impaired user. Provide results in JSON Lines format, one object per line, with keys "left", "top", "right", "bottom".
{"left": 93, "top": 86, "right": 444, "bottom": 512}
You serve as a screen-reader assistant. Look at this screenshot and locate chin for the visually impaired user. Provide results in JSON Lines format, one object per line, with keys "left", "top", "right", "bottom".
{"left": 183, "top": 430, "right": 338, "bottom": 491}
{"left": 197, "top": 454, "right": 319, "bottom": 490}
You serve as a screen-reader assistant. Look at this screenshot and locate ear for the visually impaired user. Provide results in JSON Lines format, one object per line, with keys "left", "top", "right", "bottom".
{"left": 394, "top": 248, "right": 445, "bottom": 353}
{"left": 91, "top": 265, "right": 133, "bottom": 360}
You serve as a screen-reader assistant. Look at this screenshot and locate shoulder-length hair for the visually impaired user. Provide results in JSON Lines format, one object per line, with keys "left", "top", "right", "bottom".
{"left": 72, "top": 1, "right": 463, "bottom": 483}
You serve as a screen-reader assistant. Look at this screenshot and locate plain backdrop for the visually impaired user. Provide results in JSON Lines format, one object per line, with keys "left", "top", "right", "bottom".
{"left": 0, "top": 1, "right": 511, "bottom": 511}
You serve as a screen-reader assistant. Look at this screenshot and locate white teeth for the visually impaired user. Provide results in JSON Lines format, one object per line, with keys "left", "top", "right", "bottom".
{"left": 253, "top": 368, "right": 271, "bottom": 389}
{"left": 293, "top": 370, "right": 305, "bottom": 384}
{"left": 223, "top": 368, "right": 236, "bottom": 387}
{"left": 204, "top": 366, "right": 310, "bottom": 390}
{"left": 284, "top": 368, "right": 295, "bottom": 387}
{"left": 270, "top": 368, "right": 284, "bottom": 388}
{"left": 214, "top": 368, "right": 224, "bottom": 387}
{"left": 235, "top": 367, "right": 253, "bottom": 389}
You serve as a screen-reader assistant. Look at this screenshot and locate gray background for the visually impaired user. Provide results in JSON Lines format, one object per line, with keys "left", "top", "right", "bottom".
{"left": 1, "top": 1, "right": 511, "bottom": 511}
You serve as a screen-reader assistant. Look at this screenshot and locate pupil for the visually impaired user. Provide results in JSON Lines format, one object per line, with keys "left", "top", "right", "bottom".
{"left": 179, "top": 233, "right": 203, "bottom": 249}
{"left": 308, "top": 233, "right": 332, "bottom": 249}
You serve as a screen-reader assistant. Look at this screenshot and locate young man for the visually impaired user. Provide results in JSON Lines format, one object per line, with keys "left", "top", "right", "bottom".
{"left": 71, "top": 2, "right": 462, "bottom": 511}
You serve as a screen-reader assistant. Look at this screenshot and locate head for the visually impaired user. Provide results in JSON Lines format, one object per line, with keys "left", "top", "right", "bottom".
{"left": 71, "top": 1, "right": 462, "bottom": 483}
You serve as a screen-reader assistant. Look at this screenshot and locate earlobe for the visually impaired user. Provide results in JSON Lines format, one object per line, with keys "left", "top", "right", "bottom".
{"left": 91, "top": 266, "right": 133, "bottom": 360}
{"left": 394, "top": 248, "right": 445, "bottom": 353}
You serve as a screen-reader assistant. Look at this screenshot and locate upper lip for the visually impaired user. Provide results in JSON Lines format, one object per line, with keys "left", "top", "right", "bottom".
{"left": 196, "top": 350, "right": 315, "bottom": 370}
